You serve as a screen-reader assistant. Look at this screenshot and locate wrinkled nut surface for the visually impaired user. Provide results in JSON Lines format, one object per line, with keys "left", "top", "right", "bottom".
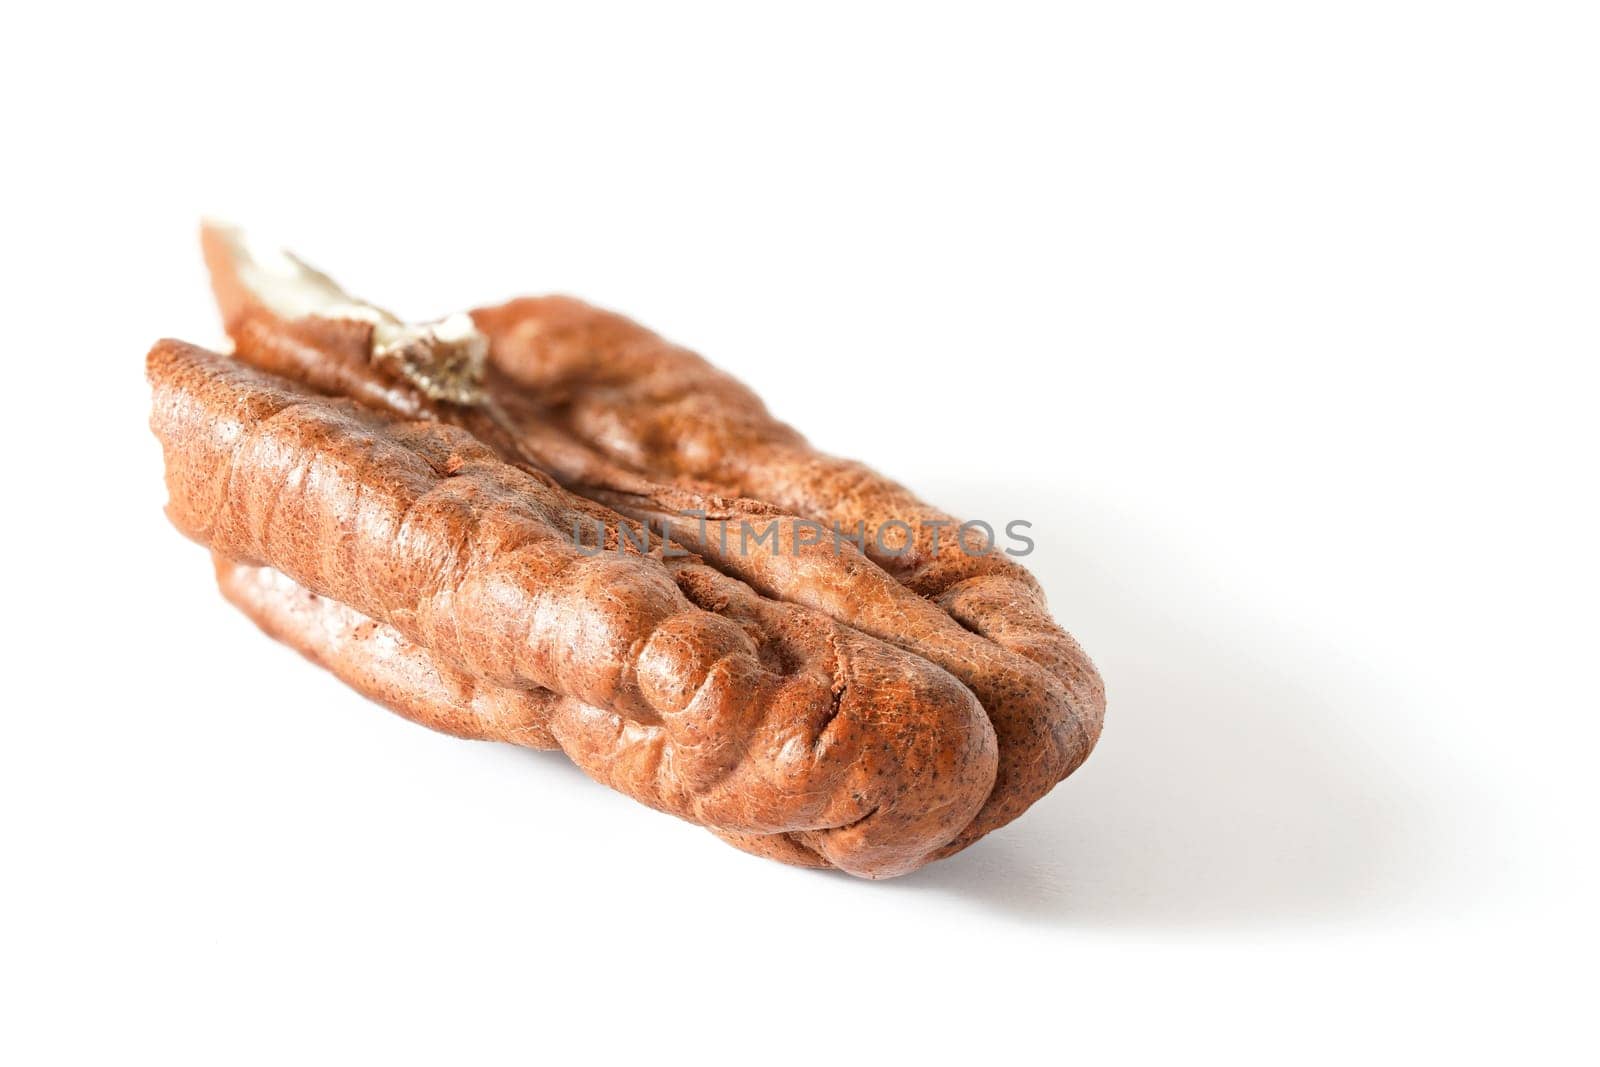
{"left": 149, "top": 224, "right": 1106, "bottom": 878}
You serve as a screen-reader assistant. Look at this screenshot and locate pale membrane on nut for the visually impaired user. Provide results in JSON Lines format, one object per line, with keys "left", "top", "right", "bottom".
{"left": 204, "top": 220, "right": 488, "bottom": 405}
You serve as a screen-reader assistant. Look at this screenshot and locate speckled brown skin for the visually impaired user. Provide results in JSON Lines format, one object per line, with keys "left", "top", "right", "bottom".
{"left": 471, "top": 297, "right": 1106, "bottom": 848}
{"left": 152, "top": 341, "right": 997, "bottom": 877}
{"left": 182, "top": 226, "right": 1105, "bottom": 869}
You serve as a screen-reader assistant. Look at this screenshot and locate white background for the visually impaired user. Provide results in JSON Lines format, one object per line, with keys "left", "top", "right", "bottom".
{"left": 3, "top": 3, "right": 1595, "bottom": 1063}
